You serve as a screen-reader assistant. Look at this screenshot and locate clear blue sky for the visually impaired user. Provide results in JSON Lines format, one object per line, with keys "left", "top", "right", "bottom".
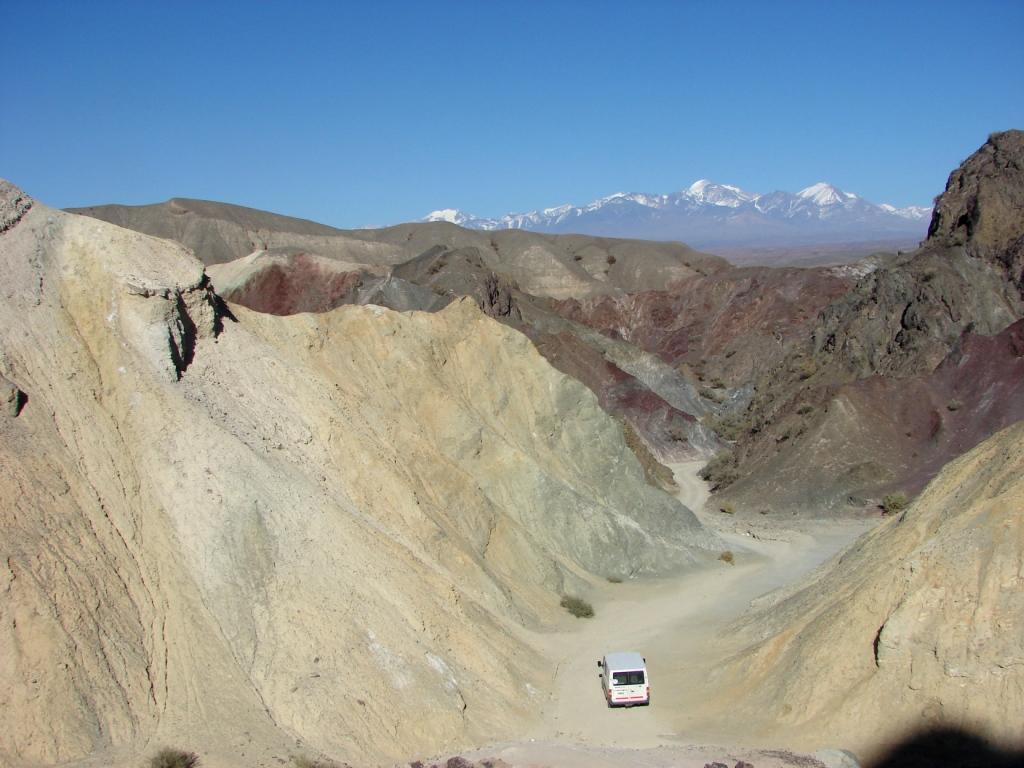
{"left": 2, "top": 1, "right": 1022, "bottom": 227}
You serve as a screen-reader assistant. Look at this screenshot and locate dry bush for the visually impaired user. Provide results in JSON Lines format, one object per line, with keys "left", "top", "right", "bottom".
{"left": 148, "top": 749, "right": 199, "bottom": 768}
{"left": 700, "top": 450, "right": 739, "bottom": 490}
{"left": 796, "top": 359, "right": 818, "bottom": 380}
{"left": 560, "top": 595, "right": 595, "bottom": 618}
{"left": 719, "top": 551, "right": 735, "bottom": 565}
{"left": 881, "top": 492, "right": 908, "bottom": 515}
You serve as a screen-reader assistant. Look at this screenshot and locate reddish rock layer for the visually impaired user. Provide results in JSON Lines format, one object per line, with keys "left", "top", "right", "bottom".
{"left": 219, "top": 253, "right": 366, "bottom": 315}
{"left": 551, "top": 265, "right": 857, "bottom": 384}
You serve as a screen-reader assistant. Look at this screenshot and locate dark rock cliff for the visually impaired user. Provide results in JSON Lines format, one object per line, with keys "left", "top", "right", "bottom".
{"left": 716, "top": 130, "right": 1024, "bottom": 514}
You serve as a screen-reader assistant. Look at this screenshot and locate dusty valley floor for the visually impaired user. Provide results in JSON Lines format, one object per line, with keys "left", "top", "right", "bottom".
{"left": 417, "top": 464, "right": 877, "bottom": 768}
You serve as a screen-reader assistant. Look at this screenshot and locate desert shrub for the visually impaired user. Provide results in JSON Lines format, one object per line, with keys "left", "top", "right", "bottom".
{"left": 149, "top": 749, "right": 199, "bottom": 768}
{"left": 719, "top": 551, "right": 735, "bottom": 565}
{"left": 796, "top": 404, "right": 814, "bottom": 416}
{"left": 560, "top": 595, "right": 594, "bottom": 618}
{"left": 707, "top": 411, "right": 752, "bottom": 442}
{"left": 606, "top": 254, "right": 617, "bottom": 265}
{"left": 700, "top": 387, "right": 726, "bottom": 404}
{"left": 947, "top": 399, "right": 962, "bottom": 411}
{"left": 606, "top": 576, "right": 623, "bottom": 583}
{"left": 700, "top": 450, "right": 740, "bottom": 489}
{"left": 719, "top": 503, "right": 736, "bottom": 515}
{"left": 573, "top": 253, "right": 583, "bottom": 261}
{"left": 881, "top": 492, "right": 908, "bottom": 515}
{"left": 796, "top": 359, "right": 818, "bottom": 380}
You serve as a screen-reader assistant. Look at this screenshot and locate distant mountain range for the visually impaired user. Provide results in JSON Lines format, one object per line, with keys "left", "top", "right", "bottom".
{"left": 422, "top": 180, "right": 932, "bottom": 248}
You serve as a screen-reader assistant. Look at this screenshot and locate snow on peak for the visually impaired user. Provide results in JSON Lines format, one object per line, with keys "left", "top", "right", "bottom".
{"left": 542, "top": 203, "right": 575, "bottom": 217}
{"left": 797, "top": 182, "right": 850, "bottom": 206}
{"left": 880, "top": 203, "right": 933, "bottom": 220}
{"left": 686, "top": 179, "right": 755, "bottom": 207}
{"left": 423, "top": 208, "right": 469, "bottom": 224}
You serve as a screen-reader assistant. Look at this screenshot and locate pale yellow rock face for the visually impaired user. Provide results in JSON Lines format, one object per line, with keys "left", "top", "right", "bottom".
{"left": 713, "top": 420, "right": 1024, "bottom": 755}
{"left": 0, "top": 189, "right": 716, "bottom": 766}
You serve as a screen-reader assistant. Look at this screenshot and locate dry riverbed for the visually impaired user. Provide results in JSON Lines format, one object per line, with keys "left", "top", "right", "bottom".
{"left": 416, "top": 462, "right": 876, "bottom": 768}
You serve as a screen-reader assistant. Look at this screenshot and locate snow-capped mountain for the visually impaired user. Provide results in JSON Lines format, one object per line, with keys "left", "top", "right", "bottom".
{"left": 421, "top": 180, "right": 932, "bottom": 248}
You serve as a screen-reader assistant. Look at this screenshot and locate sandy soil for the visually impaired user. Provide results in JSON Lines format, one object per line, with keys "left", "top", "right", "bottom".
{"left": 428, "top": 462, "right": 876, "bottom": 767}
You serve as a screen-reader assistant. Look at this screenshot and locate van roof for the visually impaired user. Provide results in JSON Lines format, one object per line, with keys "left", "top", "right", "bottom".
{"left": 605, "top": 651, "right": 645, "bottom": 670}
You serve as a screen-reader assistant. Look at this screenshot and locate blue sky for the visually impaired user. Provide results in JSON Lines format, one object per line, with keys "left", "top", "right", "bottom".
{"left": 2, "top": 1, "right": 1022, "bottom": 227}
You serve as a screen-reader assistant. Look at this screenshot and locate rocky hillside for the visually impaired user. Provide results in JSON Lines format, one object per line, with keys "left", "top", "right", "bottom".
{"left": 0, "top": 182, "right": 720, "bottom": 766}
{"left": 711, "top": 130, "right": 1024, "bottom": 514}
{"left": 706, "top": 420, "right": 1024, "bottom": 757}
{"left": 73, "top": 199, "right": 740, "bottom": 471}
{"left": 71, "top": 199, "right": 725, "bottom": 300}
{"left": 69, "top": 132, "right": 1024, "bottom": 521}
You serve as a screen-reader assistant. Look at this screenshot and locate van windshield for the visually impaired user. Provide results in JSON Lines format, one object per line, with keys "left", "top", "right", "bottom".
{"left": 611, "top": 670, "right": 645, "bottom": 686}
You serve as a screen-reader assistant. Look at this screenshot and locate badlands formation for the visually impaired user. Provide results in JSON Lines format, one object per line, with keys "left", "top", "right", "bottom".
{"left": 0, "top": 131, "right": 1021, "bottom": 768}
{"left": 0, "top": 182, "right": 719, "bottom": 766}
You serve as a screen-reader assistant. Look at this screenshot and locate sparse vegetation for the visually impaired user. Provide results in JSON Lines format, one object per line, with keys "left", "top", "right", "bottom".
{"left": 606, "top": 576, "right": 623, "bottom": 583}
{"left": 719, "top": 503, "right": 736, "bottom": 515}
{"left": 606, "top": 254, "right": 617, "bottom": 265}
{"left": 947, "top": 399, "right": 962, "bottom": 411}
{"left": 796, "top": 359, "right": 818, "bottom": 380}
{"left": 881, "top": 492, "right": 909, "bottom": 515}
{"left": 700, "top": 387, "right": 726, "bottom": 403}
{"left": 796, "top": 404, "right": 814, "bottom": 415}
{"left": 719, "top": 550, "right": 735, "bottom": 565}
{"left": 707, "top": 413, "right": 747, "bottom": 442}
{"left": 148, "top": 749, "right": 199, "bottom": 768}
{"left": 560, "top": 595, "right": 595, "bottom": 618}
{"left": 700, "top": 450, "right": 740, "bottom": 490}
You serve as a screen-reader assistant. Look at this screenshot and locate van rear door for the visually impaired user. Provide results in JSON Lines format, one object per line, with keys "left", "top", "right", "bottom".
{"left": 609, "top": 668, "right": 647, "bottom": 705}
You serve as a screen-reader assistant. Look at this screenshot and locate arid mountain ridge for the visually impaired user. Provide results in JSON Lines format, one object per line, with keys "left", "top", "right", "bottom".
{"left": 71, "top": 130, "right": 1024, "bottom": 518}
{"left": 1, "top": 129, "right": 1020, "bottom": 768}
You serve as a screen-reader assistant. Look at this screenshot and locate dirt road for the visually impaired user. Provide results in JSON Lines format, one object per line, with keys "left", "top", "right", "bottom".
{"left": 529, "top": 461, "right": 874, "bottom": 750}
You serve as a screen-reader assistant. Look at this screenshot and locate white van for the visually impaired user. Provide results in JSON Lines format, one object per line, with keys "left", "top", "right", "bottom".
{"left": 597, "top": 651, "right": 649, "bottom": 707}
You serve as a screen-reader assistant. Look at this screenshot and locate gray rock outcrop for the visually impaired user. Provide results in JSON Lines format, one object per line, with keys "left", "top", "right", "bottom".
{"left": 928, "top": 129, "right": 1024, "bottom": 292}
{"left": 1, "top": 375, "right": 23, "bottom": 416}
